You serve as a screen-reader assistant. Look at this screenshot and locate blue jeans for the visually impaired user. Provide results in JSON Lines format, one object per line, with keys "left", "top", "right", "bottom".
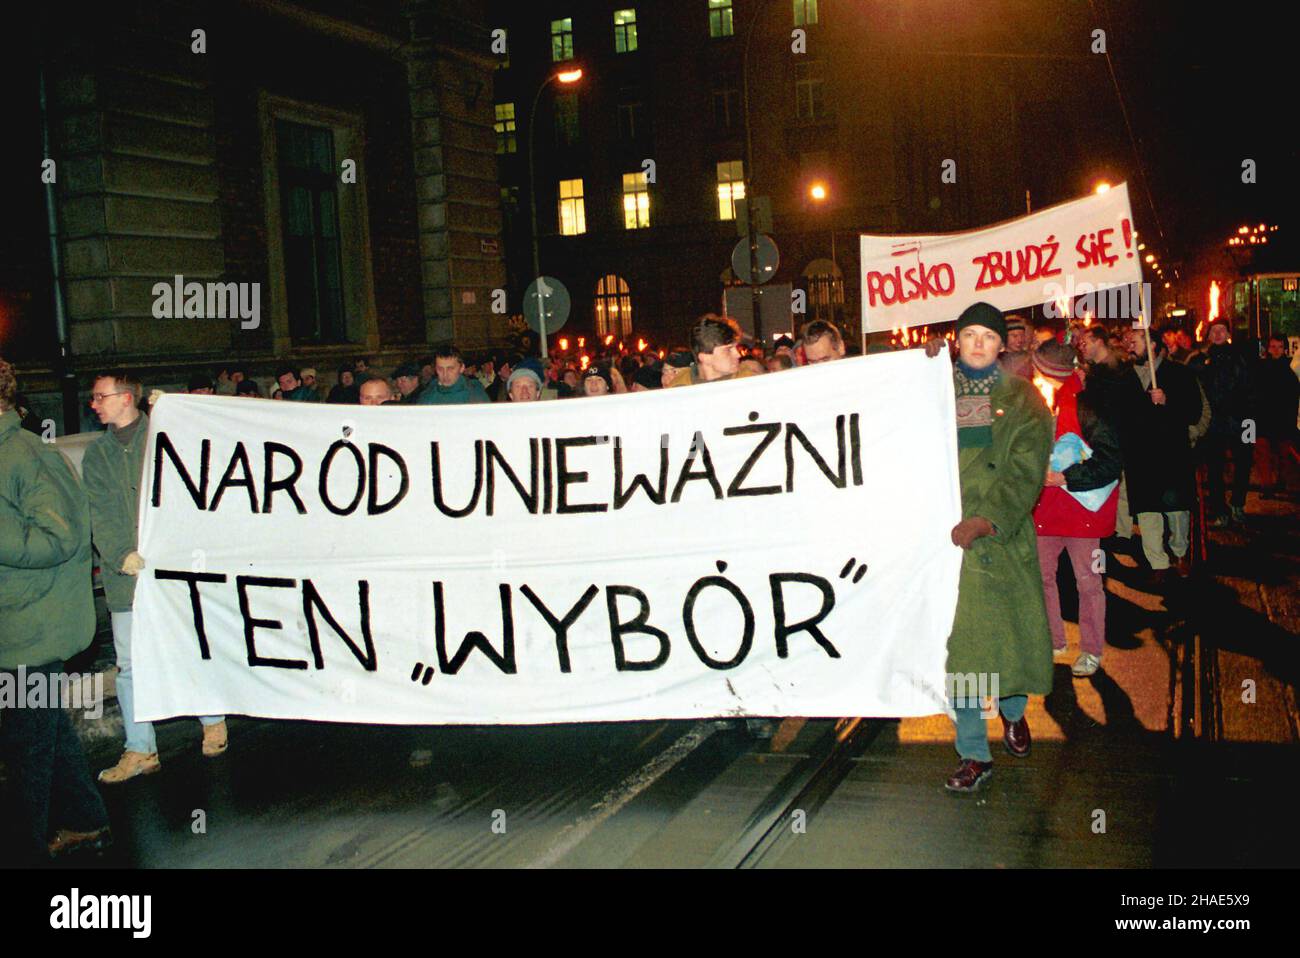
{"left": 952, "top": 694, "right": 1027, "bottom": 762}
{"left": 112, "top": 611, "right": 223, "bottom": 754}
{"left": 0, "top": 661, "right": 110, "bottom": 863}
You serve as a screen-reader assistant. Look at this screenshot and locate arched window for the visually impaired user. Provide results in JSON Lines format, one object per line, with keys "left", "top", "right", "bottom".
{"left": 594, "top": 274, "right": 632, "bottom": 337}
{"left": 803, "top": 258, "right": 844, "bottom": 322}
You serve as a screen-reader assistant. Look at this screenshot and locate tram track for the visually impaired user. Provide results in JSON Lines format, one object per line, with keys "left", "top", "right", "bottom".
{"left": 713, "top": 717, "right": 886, "bottom": 868}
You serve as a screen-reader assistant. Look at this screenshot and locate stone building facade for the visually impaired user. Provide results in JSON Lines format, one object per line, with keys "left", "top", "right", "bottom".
{"left": 9, "top": 0, "right": 505, "bottom": 431}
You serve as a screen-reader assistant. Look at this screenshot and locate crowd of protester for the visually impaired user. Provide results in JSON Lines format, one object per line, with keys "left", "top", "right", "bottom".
{"left": 2, "top": 304, "right": 1298, "bottom": 859}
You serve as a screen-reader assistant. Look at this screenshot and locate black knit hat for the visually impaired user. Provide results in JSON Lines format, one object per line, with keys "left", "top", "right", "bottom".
{"left": 582, "top": 365, "right": 612, "bottom": 390}
{"left": 955, "top": 302, "right": 1007, "bottom": 343}
{"left": 633, "top": 365, "right": 662, "bottom": 390}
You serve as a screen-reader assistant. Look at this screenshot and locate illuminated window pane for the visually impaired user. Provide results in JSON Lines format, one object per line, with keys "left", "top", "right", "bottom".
{"left": 551, "top": 17, "right": 574, "bottom": 62}
{"left": 709, "top": 0, "right": 733, "bottom": 38}
{"left": 558, "top": 178, "right": 586, "bottom": 235}
{"left": 494, "top": 103, "right": 516, "bottom": 154}
{"left": 622, "top": 171, "right": 650, "bottom": 229}
{"left": 595, "top": 274, "right": 632, "bottom": 337}
{"left": 614, "top": 9, "right": 638, "bottom": 53}
{"left": 793, "top": 0, "right": 818, "bottom": 26}
{"left": 716, "top": 160, "right": 745, "bottom": 220}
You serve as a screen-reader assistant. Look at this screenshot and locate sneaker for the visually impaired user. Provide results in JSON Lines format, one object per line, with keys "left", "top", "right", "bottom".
{"left": 1209, "top": 513, "right": 1230, "bottom": 528}
{"left": 1072, "top": 652, "right": 1101, "bottom": 677}
{"left": 1053, "top": 643, "right": 1070, "bottom": 657}
{"left": 944, "top": 758, "right": 993, "bottom": 792}
{"left": 48, "top": 826, "right": 113, "bottom": 858}
{"left": 98, "top": 751, "right": 161, "bottom": 784}
{"left": 201, "top": 720, "right": 228, "bottom": 757}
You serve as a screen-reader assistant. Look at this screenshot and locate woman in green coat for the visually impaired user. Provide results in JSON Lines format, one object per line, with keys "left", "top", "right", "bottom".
{"left": 929, "top": 302, "right": 1054, "bottom": 792}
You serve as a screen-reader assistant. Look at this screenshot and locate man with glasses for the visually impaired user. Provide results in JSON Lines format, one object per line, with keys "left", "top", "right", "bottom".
{"left": 84, "top": 371, "right": 228, "bottom": 783}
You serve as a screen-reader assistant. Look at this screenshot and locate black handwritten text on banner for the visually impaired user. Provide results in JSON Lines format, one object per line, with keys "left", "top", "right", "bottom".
{"left": 132, "top": 352, "right": 962, "bottom": 724}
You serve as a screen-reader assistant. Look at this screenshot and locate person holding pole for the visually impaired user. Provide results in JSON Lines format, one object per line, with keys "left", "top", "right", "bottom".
{"left": 1118, "top": 327, "right": 1204, "bottom": 584}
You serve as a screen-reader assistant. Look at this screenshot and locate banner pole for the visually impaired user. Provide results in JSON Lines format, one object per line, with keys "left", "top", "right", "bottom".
{"left": 1137, "top": 278, "right": 1157, "bottom": 390}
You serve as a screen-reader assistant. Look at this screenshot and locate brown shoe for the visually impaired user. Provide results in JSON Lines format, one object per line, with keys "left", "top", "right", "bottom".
{"left": 202, "top": 720, "right": 228, "bottom": 757}
{"left": 944, "top": 758, "right": 993, "bottom": 792}
{"left": 98, "top": 751, "right": 161, "bottom": 784}
{"left": 1001, "top": 715, "right": 1031, "bottom": 757}
{"left": 48, "top": 826, "right": 113, "bottom": 858}
{"left": 1174, "top": 554, "right": 1192, "bottom": 578}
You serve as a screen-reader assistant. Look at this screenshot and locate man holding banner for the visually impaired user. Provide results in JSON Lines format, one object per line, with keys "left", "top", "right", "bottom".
{"left": 929, "top": 303, "right": 1055, "bottom": 791}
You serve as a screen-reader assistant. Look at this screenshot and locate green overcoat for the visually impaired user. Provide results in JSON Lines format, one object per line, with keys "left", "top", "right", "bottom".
{"left": 946, "top": 371, "right": 1055, "bottom": 697}
{"left": 0, "top": 409, "right": 96, "bottom": 669}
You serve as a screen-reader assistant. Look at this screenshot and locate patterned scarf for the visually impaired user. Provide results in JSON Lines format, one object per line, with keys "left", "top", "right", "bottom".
{"left": 954, "top": 360, "right": 1001, "bottom": 449}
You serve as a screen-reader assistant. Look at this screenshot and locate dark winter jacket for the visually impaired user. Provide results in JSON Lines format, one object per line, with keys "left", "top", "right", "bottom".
{"left": 81, "top": 412, "right": 149, "bottom": 612}
{"left": 1256, "top": 355, "right": 1300, "bottom": 438}
{"left": 1117, "top": 355, "right": 1203, "bottom": 513}
{"left": 412, "top": 374, "right": 490, "bottom": 405}
{"left": 1191, "top": 342, "right": 1254, "bottom": 437}
{"left": 0, "top": 409, "right": 96, "bottom": 669}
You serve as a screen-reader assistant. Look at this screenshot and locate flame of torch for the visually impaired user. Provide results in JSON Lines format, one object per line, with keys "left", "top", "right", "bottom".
{"left": 1032, "top": 372, "right": 1058, "bottom": 412}
{"left": 1201, "top": 280, "right": 1220, "bottom": 340}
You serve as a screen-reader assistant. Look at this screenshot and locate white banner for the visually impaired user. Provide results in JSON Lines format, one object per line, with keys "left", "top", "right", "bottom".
{"left": 132, "top": 352, "right": 963, "bottom": 725}
{"left": 861, "top": 182, "right": 1144, "bottom": 332}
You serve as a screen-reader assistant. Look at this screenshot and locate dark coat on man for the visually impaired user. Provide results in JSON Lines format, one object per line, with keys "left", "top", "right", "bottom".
{"left": 1116, "top": 355, "right": 1204, "bottom": 513}
{"left": 1256, "top": 355, "right": 1300, "bottom": 439}
{"left": 1190, "top": 342, "right": 1254, "bottom": 438}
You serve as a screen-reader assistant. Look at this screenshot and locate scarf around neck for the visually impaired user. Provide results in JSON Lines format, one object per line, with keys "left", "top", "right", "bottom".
{"left": 955, "top": 360, "right": 1001, "bottom": 449}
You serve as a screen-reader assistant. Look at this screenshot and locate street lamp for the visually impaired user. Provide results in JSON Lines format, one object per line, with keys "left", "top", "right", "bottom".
{"left": 808, "top": 181, "right": 840, "bottom": 333}
{"left": 808, "top": 179, "right": 838, "bottom": 288}
{"left": 528, "top": 65, "right": 584, "bottom": 359}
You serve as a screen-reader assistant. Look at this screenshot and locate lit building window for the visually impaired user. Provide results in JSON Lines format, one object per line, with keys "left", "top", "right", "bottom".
{"left": 716, "top": 160, "right": 745, "bottom": 220}
{"left": 709, "top": 0, "right": 734, "bottom": 38}
{"left": 795, "top": 60, "right": 826, "bottom": 120}
{"left": 494, "top": 103, "right": 516, "bottom": 154}
{"left": 551, "top": 17, "right": 574, "bottom": 62}
{"left": 793, "top": 0, "right": 818, "bottom": 26}
{"left": 558, "top": 178, "right": 586, "bottom": 235}
{"left": 595, "top": 274, "right": 632, "bottom": 337}
{"left": 622, "top": 171, "right": 650, "bottom": 229}
{"left": 614, "top": 9, "right": 638, "bottom": 53}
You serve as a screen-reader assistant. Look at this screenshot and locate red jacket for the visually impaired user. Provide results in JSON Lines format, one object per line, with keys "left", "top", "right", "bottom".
{"left": 1033, "top": 374, "right": 1121, "bottom": 538}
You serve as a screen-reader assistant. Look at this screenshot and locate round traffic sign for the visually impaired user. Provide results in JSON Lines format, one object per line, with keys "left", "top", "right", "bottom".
{"left": 731, "top": 234, "right": 780, "bottom": 284}
{"left": 523, "top": 276, "right": 571, "bottom": 335}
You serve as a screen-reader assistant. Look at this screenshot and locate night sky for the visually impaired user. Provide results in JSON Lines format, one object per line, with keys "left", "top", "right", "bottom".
{"left": 1101, "top": 1, "right": 1299, "bottom": 261}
